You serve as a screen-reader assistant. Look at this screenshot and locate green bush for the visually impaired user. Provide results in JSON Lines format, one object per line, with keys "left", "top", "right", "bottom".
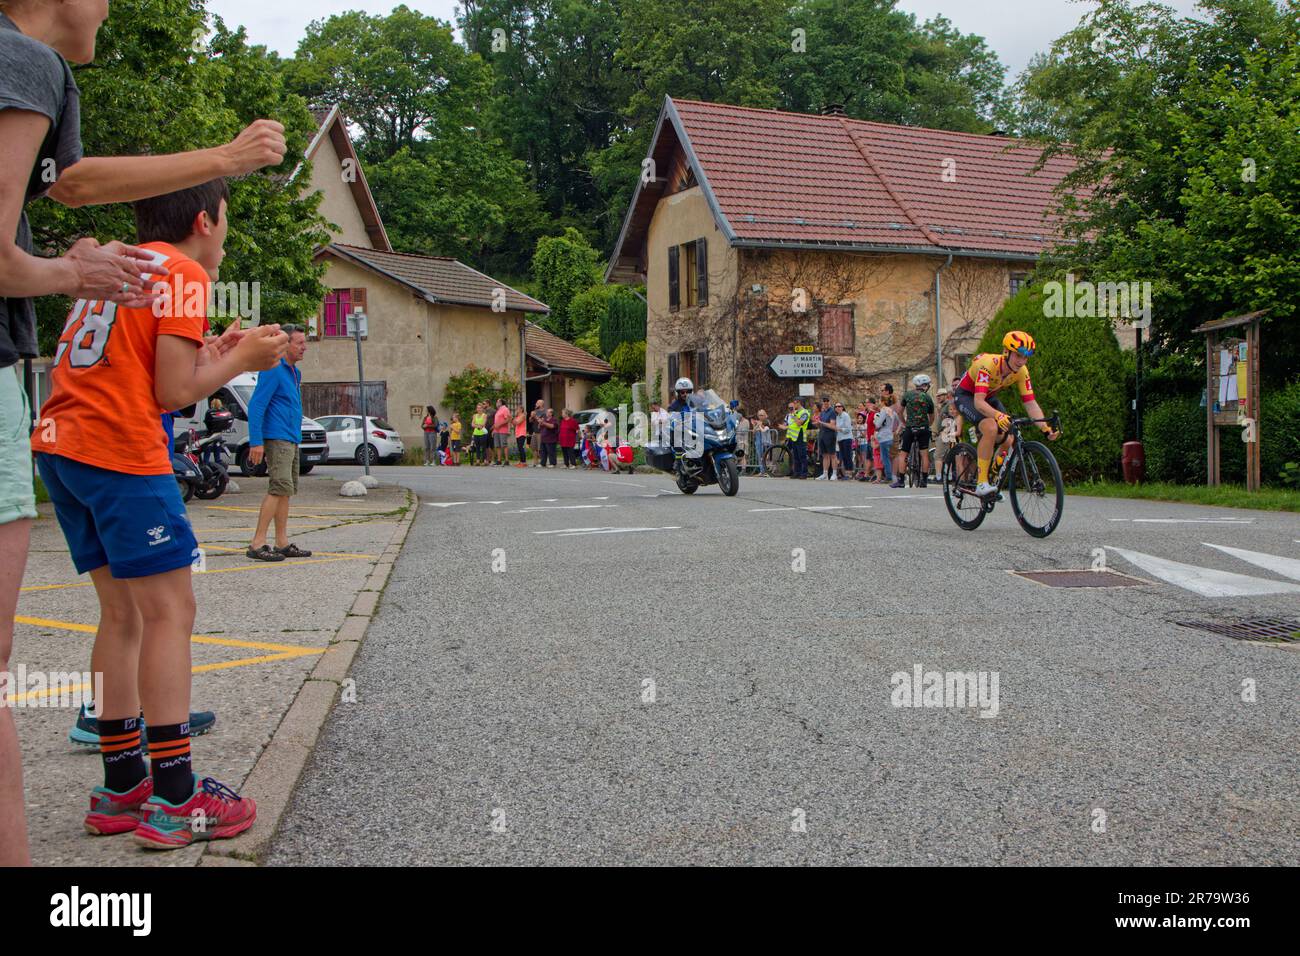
{"left": 600, "top": 290, "right": 647, "bottom": 357}
{"left": 608, "top": 340, "right": 646, "bottom": 384}
{"left": 588, "top": 379, "right": 632, "bottom": 411}
{"left": 569, "top": 284, "right": 618, "bottom": 344}
{"left": 974, "top": 285, "right": 1128, "bottom": 480}
{"left": 1142, "top": 380, "right": 1299, "bottom": 486}
{"left": 442, "top": 364, "right": 519, "bottom": 427}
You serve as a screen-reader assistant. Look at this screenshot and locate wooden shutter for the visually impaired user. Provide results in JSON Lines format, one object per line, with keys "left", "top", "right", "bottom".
{"left": 667, "top": 245, "right": 679, "bottom": 312}
{"left": 667, "top": 352, "right": 679, "bottom": 387}
{"left": 696, "top": 349, "right": 709, "bottom": 388}
{"left": 695, "top": 239, "right": 708, "bottom": 306}
{"left": 819, "top": 305, "right": 854, "bottom": 355}
{"left": 352, "top": 288, "right": 368, "bottom": 340}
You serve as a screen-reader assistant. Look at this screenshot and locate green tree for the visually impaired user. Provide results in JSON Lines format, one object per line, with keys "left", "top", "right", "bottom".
{"left": 443, "top": 364, "right": 519, "bottom": 425}
{"left": 1018, "top": 0, "right": 1300, "bottom": 382}
{"left": 28, "top": 1, "right": 328, "bottom": 353}
{"left": 530, "top": 228, "right": 604, "bottom": 339}
{"left": 286, "top": 6, "right": 543, "bottom": 275}
{"left": 608, "top": 340, "right": 646, "bottom": 383}
{"left": 779, "top": 1, "right": 1009, "bottom": 131}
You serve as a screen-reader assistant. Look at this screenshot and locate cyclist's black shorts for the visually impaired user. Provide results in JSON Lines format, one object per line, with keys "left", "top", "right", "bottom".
{"left": 900, "top": 426, "right": 931, "bottom": 452}
{"left": 951, "top": 387, "right": 1006, "bottom": 431}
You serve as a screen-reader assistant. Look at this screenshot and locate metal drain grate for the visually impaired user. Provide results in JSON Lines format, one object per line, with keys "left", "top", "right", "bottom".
{"left": 1174, "top": 618, "right": 1300, "bottom": 643}
{"left": 1009, "top": 569, "right": 1148, "bottom": 588}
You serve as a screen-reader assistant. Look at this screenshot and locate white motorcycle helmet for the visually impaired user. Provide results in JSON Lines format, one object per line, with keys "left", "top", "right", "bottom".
{"left": 674, "top": 377, "right": 694, "bottom": 393}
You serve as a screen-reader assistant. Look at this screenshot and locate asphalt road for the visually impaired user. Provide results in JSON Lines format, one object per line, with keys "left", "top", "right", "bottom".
{"left": 268, "top": 464, "right": 1299, "bottom": 865}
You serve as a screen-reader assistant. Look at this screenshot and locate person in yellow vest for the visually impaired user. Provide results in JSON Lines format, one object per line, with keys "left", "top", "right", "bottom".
{"left": 786, "top": 397, "right": 811, "bottom": 478}
{"left": 470, "top": 402, "right": 489, "bottom": 465}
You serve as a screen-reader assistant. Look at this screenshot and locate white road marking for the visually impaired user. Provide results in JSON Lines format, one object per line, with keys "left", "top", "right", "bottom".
{"left": 1105, "top": 546, "right": 1300, "bottom": 597}
{"left": 476, "top": 500, "right": 506, "bottom": 505}
{"left": 427, "top": 502, "right": 468, "bottom": 508}
{"left": 1203, "top": 543, "right": 1300, "bottom": 582}
{"left": 532, "top": 526, "right": 682, "bottom": 537}
{"left": 1107, "top": 517, "right": 1254, "bottom": 524}
{"left": 505, "top": 505, "right": 615, "bottom": 513}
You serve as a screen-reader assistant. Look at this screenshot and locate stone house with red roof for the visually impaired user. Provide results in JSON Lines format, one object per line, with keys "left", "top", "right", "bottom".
{"left": 607, "top": 97, "right": 1105, "bottom": 411}
{"left": 294, "top": 106, "right": 612, "bottom": 444}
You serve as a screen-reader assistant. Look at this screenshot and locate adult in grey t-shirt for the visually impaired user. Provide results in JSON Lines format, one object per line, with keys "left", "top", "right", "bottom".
{"left": 0, "top": 9, "right": 83, "bottom": 369}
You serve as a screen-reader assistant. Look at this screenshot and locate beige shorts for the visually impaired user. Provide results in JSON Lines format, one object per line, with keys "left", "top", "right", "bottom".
{"left": 265, "top": 439, "right": 299, "bottom": 497}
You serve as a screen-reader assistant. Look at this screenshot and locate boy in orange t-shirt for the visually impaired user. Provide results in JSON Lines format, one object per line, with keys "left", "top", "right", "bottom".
{"left": 32, "top": 179, "right": 287, "bottom": 849}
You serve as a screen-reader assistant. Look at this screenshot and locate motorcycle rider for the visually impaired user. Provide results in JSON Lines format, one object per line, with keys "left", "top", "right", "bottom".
{"left": 668, "top": 377, "right": 694, "bottom": 413}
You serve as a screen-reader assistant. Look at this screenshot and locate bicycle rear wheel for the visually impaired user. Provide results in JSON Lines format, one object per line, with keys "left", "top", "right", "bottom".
{"left": 908, "top": 444, "right": 922, "bottom": 487}
{"left": 1009, "top": 440, "right": 1064, "bottom": 537}
{"left": 764, "top": 444, "right": 791, "bottom": 477}
{"left": 942, "top": 443, "right": 985, "bottom": 530}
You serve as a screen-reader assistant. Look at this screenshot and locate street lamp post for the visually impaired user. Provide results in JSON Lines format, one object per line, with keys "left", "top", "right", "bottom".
{"left": 350, "top": 310, "right": 370, "bottom": 479}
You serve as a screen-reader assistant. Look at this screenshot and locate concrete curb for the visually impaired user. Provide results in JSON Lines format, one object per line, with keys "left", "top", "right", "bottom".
{"left": 202, "top": 487, "right": 418, "bottom": 865}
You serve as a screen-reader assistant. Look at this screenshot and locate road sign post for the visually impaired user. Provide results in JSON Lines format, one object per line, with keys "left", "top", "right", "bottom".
{"left": 348, "top": 310, "right": 370, "bottom": 478}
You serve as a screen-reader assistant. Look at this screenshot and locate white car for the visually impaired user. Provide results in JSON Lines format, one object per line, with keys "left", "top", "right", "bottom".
{"left": 316, "top": 415, "right": 405, "bottom": 465}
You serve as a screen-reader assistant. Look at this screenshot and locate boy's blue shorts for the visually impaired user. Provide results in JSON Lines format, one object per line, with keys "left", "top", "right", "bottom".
{"left": 35, "top": 453, "right": 199, "bottom": 579}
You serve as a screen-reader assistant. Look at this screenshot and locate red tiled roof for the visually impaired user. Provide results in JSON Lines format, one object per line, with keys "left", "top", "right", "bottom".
{"left": 608, "top": 97, "right": 1086, "bottom": 280}
{"left": 322, "top": 244, "right": 549, "bottom": 314}
{"left": 525, "top": 322, "right": 613, "bottom": 378}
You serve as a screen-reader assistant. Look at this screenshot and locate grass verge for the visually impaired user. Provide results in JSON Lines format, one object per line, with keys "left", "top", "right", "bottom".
{"left": 1070, "top": 479, "right": 1300, "bottom": 513}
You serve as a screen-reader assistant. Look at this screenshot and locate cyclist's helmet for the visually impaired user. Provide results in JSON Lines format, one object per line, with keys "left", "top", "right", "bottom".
{"left": 1003, "top": 331, "right": 1036, "bottom": 357}
{"left": 912, "top": 374, "right": 931, "bottom": 389}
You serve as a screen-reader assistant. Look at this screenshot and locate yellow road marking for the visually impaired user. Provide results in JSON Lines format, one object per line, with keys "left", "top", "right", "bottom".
{"left": 19, "top": 554, "right": 367, "bottom": 593}
{"left": 191, "top": 524, "right": 335, "bottom": 533}
{"left": 15, "top": 615, "right": 322, "bottom": 654}
{"left": 203, "top": 505, "right": 392, "bottom": 519}
{"left": 8, "top": 617, "right": 326, "bottom": 702}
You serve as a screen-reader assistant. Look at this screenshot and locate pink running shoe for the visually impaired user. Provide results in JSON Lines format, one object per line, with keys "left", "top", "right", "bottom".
{"left": 133, "top": 775, "right": 256, "bottom": 850}
{"left": 84, "top": 777, "right": 154, "bottom": 835}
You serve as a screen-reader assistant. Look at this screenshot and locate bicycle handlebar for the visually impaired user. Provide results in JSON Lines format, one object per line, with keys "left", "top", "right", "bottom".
{"left": 1011, "top": 411, "right": 1061, "bottom": 431}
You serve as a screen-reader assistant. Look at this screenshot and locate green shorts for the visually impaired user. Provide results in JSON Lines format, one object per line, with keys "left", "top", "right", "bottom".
{"left": 0, "top": 365, "right": 37, "bottom": 526}
{"left": 265, "top": 439, "right": 299, "bottom": 497}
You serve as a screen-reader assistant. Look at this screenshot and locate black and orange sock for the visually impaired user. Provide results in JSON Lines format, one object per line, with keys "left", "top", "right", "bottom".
{"left": 99, "top": 717, "right": 147, "bottom": 793}
{"left": 147, "top": 722, "right": 193, "bottom": 804}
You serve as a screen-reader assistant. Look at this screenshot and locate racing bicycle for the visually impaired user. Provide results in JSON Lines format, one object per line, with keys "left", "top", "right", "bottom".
{"left": 941, "top": 413, "right": 1063, "bottom": 537}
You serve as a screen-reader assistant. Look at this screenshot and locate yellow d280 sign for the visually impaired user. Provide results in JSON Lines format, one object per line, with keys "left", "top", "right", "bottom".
{"left": 793, "top": 345, "right": 816, "bottom": 354}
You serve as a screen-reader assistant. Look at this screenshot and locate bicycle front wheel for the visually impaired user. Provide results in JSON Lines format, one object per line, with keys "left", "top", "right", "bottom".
{"left": 1009, "top": 440, "right": 1064, "bottom": 537}
{"left": 764, "top": 444, "right": 791, "bottom": 477}
{"left": 942, "top": 443, "right": 985, "bottom": 530}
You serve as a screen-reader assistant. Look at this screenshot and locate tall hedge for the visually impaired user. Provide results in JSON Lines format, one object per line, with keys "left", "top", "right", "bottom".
{"left": 973, "top": 285, "right": 1127, "bottom": 480}
{"left": 1144, "top": 380, "right": 1300, "bottom": 485}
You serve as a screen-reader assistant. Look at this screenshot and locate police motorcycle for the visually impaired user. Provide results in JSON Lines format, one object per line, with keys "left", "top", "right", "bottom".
{"left": 173, "top": 405, "right": 235, "bottom": 501}
{"left": 645, "top": 386, "right": 741, "bottom": 496}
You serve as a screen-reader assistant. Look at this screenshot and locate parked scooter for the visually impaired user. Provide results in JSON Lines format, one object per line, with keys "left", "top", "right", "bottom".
{"left": 644, "top": 388, "right": 741, "bottom": 496}
{"left": 173, "top": 407, "right": 234, "bottom": 502}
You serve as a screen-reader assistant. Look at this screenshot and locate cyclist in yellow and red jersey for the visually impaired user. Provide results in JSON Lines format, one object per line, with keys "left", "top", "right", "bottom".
{"left": 951, "top": 331, "right": 1059, "bottom": 496}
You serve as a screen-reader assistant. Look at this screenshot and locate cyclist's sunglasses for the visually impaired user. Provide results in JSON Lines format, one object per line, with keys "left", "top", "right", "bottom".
{"left": 1012, "top": 346, "right": 1035, "bottom": 357}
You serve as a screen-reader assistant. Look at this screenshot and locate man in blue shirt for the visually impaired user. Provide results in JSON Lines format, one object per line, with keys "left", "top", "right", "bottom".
{"left": 246, "top": 325, "right": 312, "bottom": 561}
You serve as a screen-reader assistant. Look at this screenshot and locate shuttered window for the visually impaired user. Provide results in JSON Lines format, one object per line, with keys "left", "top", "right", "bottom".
{"left": 667, "top": 246, "right": 680, "bottom": 312}
{"left": 321, "top": 288, "right": 367, "bottom": 339}
{"left": 696, "top": 348, "right": 710, "bottom": 388}
{"left": 695, "top": 239, "right": 708, "bottom": 306}
{"left": 667, "top": 352, "right": 679, "bottom": 386}
{"left": 819, "top": 304, "right": 854, "bottom": 355}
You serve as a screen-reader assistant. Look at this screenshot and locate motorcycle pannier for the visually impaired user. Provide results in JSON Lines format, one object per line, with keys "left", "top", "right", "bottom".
{"left": 645, "top": 445, "right": 676, "bottom": 472}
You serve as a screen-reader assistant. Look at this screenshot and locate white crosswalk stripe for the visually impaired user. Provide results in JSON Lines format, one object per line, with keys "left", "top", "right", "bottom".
{"left": 1202, "top": 543, "right": 1300, "bottom": 582}
{"left": 1105, "top": 546, "right": 1300, "bottom": 597}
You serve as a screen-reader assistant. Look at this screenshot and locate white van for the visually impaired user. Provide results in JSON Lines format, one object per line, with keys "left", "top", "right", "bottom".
{"left": 173, "top": 372, "right": 329, "bottom": 477}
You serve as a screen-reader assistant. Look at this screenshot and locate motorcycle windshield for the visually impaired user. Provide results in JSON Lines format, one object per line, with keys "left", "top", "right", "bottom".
{"left": 686, "top": 389, "right": 726, "bottom": 412}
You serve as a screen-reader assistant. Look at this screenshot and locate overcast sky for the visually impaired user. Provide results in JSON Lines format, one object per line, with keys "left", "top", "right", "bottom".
{"left": 206, "top": 0, "right": 1210, "bottom": 80}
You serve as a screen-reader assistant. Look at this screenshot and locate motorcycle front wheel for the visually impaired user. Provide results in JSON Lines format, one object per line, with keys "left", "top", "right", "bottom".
{"left": 717, "top": 457, "right": 740, "bottom": 496}
{"left": 194, "top": 471, "right": 229, "bottom": 500}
